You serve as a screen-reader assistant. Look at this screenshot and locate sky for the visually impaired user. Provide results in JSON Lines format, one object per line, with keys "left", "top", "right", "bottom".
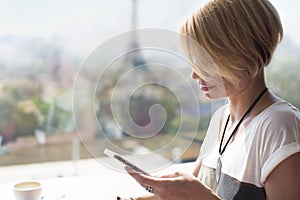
{"left": 0, "top": 0, "right": 299, "bottom": 56}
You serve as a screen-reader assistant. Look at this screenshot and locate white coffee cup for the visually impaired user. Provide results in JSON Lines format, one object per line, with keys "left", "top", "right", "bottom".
{"left": 13, "top": 181, "right": 42, "bottom": 200}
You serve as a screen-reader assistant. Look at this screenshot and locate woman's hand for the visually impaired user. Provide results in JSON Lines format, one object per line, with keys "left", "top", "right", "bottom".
{"left": 125, "top": 166, "right": 219, "bottom": 200}
{"left": 117, "top": 194, "right": 157, "bottom": 200}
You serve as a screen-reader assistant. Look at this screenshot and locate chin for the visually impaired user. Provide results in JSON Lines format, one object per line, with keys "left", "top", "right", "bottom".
{"left": 203, "top": 90, "right": 226, "bottom": 100}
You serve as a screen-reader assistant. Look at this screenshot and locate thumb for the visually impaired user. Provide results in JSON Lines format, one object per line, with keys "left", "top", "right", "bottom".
{"left": 160, "top": 172, "right": 181, "bottom": 178}
{"left": 125, "top": 166, "right": 158, "bottom": 188}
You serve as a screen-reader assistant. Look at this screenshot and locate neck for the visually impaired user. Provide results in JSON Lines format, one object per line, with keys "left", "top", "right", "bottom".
{"left": 228, "top": 72, "right": 267, "bottom": 123}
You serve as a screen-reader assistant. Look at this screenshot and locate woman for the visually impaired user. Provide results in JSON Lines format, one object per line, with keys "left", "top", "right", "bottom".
{"left": 124, "top": 0, "right": 300, "bottom": 199}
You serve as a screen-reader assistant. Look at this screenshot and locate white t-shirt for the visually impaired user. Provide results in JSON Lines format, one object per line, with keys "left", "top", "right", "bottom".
{"left": 198, "top": 100, "right": 300, "bottom": 200}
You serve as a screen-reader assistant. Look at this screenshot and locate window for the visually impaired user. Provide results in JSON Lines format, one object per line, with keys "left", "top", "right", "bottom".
{"left": 0, "top": 0, "right": 299, "bottom": 184}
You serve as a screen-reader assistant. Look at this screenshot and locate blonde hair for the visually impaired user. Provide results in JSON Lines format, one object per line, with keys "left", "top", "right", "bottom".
{"left": 180, "top": 0, "right": 283, "bottom": 86}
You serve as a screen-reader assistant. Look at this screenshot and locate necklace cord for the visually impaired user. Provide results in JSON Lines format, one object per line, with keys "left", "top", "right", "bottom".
{"left": 219, "top": 87, "right": 268, "bottom": 155}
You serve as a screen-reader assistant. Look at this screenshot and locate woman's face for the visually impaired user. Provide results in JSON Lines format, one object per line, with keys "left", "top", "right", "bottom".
{"left": 191, "top": 70, "right": 238, "bottom": 100}
{"left": 189, "top": 48, "right": 250, "bottom": 99}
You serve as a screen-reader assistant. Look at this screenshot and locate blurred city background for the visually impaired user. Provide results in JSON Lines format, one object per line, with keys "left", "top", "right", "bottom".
{"left": 0, "top": 0, "right": 299, "bottom": 184}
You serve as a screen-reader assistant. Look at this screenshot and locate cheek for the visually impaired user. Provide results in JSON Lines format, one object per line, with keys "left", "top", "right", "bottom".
{"left": 222, "top": 79, "right": 233, "bottom": 88}
{"left": 220, "top": 79, "right": 239, "bottom": 96}
{"left": 210, "top": 78, "right": 231, "bottom": 98}
{"left": 205, "top": 76, "right": 224, "bottom": 87}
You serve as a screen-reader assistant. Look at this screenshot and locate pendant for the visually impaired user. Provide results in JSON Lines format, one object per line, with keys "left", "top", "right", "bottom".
{"left": 216, "top": 155, "right": 222, "bottom": 183}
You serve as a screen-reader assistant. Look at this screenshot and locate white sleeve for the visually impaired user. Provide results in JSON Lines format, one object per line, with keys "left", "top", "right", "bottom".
{"left": 260, "top": 107, "right": 300, "bottom": 183}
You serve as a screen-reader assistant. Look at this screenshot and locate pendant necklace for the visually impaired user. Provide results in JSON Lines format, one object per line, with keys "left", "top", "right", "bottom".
{"left": 215, "top": 87, "right": 268, "bottom": 183}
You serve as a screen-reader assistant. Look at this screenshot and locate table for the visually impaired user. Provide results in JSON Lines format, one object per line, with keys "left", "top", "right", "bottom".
{"left": 0, "top": 162, "right": 194, "bottom": 200}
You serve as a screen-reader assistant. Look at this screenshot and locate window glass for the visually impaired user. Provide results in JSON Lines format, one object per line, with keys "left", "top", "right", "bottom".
{"left": 0, "top": 0, "right": 299, "bottom": 184}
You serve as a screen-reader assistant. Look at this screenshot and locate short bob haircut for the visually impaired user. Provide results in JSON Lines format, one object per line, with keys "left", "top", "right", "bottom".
{"left": 180, "top": 0, "right": 283, "bottom": 87}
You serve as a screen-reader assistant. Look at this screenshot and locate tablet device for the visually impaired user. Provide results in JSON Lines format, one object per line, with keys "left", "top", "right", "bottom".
{"left": 104, "top": 148, "right": 150, "bottom": 176}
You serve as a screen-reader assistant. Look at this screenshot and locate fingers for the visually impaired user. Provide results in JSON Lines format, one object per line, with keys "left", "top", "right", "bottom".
{"left": 125, "top": 166, "right": 185, "bottom": 192}
{"left": 125, "top": 166, "right": 157, "bottom": 188}
{"left": 117, "top": 197, "right": 135, "bottom": 200}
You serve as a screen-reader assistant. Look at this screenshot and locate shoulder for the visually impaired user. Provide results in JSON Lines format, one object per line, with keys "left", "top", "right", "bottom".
{"left": 198, "top": 104, "right": 228, "bottom": 161}
{"left": 255, "top": 101, "right": 300, "bottom": 183}
{"left": 258, "top": 101, "right": 300, "bottom": 133}
{"left": 254, "top": 100, "right": 300, "bottom": 148}
{"left": 210, "top": 104, "right": 229, "bottom": 123}
{"left": 263, "top": 100, "right": 299, "bottom": 116}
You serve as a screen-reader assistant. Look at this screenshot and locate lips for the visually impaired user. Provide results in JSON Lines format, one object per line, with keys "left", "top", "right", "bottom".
{"left": 200, "top": 85, "right": 209, "bottom": 92}
{"left": 197, "top": 79, "right": 214, "bottom": 92}
{"left": 200, "top": 84, "right": 214, "bottom": 92}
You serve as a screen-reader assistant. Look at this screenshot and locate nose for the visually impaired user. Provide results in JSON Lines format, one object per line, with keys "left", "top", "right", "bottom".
{"left": 191, "top": 71, "right": 200, "bottom": 80}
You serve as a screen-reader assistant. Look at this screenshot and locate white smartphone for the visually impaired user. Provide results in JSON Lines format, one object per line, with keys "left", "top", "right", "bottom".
{"left": 104, "top": 148, "right": 150, "bottom": 176}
